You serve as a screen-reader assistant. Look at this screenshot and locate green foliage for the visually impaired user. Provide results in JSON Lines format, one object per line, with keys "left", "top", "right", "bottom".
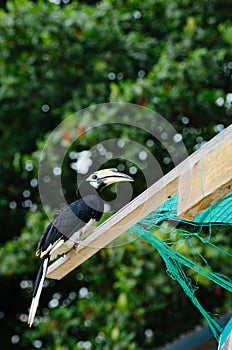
{"left": 0, "top": 210, "right": 48, "bottom": 275}
{"left": 0, "top": 0, "right": 231, "bottom": 349}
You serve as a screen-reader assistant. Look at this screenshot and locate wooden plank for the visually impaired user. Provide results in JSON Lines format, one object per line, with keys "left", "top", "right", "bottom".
{"left": 178, "top": 137, "right": 232, "bottom": 219}
{"left": 47, "top": 124, "right": 232, "bottom": 280}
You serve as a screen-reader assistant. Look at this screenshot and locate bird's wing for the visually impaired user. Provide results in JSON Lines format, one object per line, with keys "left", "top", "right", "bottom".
{"left": 36, "top": 223, "right": 53, "bottom": 256}
{"left": 37, "top": 195, "right": 103, "bottom": 257}
{"left": 71, "top": 195, "right": 103, "bottom": 223}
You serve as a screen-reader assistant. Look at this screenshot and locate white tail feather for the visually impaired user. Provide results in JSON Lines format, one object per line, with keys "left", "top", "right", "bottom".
{"left": 28, "top": 258, "right": 49, "bottom": 327}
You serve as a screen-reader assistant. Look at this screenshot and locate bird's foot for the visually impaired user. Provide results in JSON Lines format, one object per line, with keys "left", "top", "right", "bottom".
{"left": 73, "top": 242, "right": 79, "bottom": 250}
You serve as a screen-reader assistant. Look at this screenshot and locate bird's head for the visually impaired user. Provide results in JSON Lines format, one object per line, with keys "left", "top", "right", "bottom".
{"left": 86, "top": 168, "right": 134, "bottom": 191}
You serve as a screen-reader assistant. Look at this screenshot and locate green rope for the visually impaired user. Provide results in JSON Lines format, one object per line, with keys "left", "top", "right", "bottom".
{"left": 130, "top": 225, "right": 232, "bottom": 292}
{"left": 129, "top": 224, "right": 225, "bottom": 340}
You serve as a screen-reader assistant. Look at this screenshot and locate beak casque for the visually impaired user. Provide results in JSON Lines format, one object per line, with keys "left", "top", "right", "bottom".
{"left": 101, "top": 171, "right": 134, "bottom": 185}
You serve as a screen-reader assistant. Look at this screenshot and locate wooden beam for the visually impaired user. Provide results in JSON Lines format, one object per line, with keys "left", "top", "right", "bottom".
{"left": 47, "top": 124, "right": 232, "bottom": 280}
{"left": 178, "top": 136, "right": 232, "bottom": 219}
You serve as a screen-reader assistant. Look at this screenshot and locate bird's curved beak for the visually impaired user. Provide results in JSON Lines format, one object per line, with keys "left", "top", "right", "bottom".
{"left": 87, "top": 168, "right": 134, "bottom": 187}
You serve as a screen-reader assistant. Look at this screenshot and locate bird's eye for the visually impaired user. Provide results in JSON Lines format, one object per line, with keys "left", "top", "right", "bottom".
{"left": 92, "top": 174, "right": 97, "bottom": 180}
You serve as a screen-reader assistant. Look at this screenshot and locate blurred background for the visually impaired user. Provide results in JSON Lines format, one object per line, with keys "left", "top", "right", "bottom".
{"left": 0, "top": 0, "right": 231, "bottom": 349}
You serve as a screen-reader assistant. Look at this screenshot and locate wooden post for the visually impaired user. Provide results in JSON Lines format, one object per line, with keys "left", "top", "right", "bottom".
{"left": 178, "top": 136, "right": 232, "bottom": 219}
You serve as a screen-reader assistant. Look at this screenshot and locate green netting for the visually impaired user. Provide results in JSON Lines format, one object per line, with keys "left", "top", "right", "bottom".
{"left": 194, "top": 192, "right": 232, "bottom": 224}
{"left": 129, "top": 192, "right": 232, "bottom": 341}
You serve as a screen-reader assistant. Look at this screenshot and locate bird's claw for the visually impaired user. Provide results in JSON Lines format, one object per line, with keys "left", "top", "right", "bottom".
{"left": 73, "top": 242, "right": 79, "bottom": 250}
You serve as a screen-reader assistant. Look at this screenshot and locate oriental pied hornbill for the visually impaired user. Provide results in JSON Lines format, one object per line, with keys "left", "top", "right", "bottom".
{"left": 28, "top": 168, "right": 133, "bottom": 327}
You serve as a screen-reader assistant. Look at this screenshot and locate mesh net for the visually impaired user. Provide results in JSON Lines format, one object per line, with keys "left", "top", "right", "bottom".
{"left": 129, "top": 192, "right": 232, "bottom": 340}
